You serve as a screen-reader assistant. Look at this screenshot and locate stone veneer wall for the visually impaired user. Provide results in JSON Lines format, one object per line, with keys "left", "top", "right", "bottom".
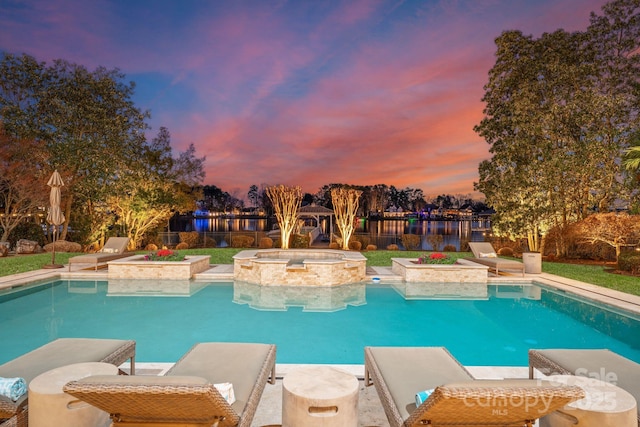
{"left": 108, "top": 256, "right": 211, "bottom": 280}
{"left": 391, "top": 258, "right": 488, "bottom": 283}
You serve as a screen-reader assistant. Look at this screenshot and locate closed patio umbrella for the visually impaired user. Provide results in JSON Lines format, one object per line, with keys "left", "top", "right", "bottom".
{"left": 44, "top": 170, "right": 65, "bottom": 269}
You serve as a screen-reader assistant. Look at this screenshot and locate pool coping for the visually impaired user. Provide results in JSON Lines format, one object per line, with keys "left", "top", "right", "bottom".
{"left": 1, "top": 263, "right": 639, "bottom": 315}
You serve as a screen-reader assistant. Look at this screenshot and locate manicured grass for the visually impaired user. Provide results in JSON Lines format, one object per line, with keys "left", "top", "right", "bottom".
{"left": 542, "top": 262, "right": 640, "bottom": 296}
{"left": 1, "top": 248, "right": 638, "bottom": 297}
{"left": 0, "top": 252, "right": 80, "bottom": 275}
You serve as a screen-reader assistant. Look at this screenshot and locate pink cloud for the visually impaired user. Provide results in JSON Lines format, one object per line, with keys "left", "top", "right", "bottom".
{"left": 0, "top": 0, "right": 611, "bottom": 199}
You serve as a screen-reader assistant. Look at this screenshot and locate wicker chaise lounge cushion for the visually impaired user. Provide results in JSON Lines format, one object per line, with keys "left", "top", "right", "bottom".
{"left": 64, "top": 342, "right": 276, "bottom": 427}
{"left": 364, "top": 347, "right": 474, "bottom": 423}
{"left": 529, "top": 349, "right": 640, "bottom": 424}
{"left": 407, "top": 379, "right": 584, "bottom": 427}
{"left": 64, "top": 375, "right": 237, "bottom": 426}
{"left": 166, "top": 343, "right": 276, "bottom": 417}
{"left": 0, "top": 338, "right": 135, "bottom": 421}
{"left": 365, "top": 346, "right": 585, "bottom": 427}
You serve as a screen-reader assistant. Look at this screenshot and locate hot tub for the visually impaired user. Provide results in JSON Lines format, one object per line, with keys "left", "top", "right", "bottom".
{"left": 232, "top": 249, "right": 367, "bottom": 286}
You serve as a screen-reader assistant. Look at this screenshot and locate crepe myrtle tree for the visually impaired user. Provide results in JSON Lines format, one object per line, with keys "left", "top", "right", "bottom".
{"left": 266, "top": 185, "right": 302, "bottom": 249}
{"left": 331, "top": 187, "right": 362, "bottom": 250}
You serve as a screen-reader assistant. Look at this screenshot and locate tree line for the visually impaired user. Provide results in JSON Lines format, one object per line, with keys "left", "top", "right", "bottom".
{"left": 200, "top": 183, "right": 487, "bottom": 216}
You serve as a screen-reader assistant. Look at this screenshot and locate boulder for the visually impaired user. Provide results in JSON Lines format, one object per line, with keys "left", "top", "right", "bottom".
{"left": 0, "top": 243, "right": 8, "bottom": 257}
{"left": 16, "top": 239, "right": 40, "bottom": 254}
{"left": 43, "top": 240, "right": 83, "bottom": 253}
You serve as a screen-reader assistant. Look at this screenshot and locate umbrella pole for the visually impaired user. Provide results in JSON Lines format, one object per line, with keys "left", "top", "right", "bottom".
{"left": 51, "top": 227, "right": 56, "bottom": 265}
{"left": 44, "top": 226, "right": 63, "bottom": 269}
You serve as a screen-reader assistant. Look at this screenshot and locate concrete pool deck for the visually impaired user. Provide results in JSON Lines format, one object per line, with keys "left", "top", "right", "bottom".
{"left": 1, "top": 263, "right": 639, "bottom": 426}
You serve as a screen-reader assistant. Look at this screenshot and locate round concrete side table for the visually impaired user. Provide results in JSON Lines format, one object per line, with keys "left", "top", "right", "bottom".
{"left": 28, "top": 362, "right": 118, "bottom": 427}
{"left": 540, "top": 374, "right": 637, "bottom": 427}
{"left": 282, "top": 365, "right": 359, "bottom": 427}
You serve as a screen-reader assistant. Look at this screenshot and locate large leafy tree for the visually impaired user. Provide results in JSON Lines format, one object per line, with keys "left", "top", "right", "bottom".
{"left": 475, "top": 0, "right": 640, "bottom": 254}
{"left": 0, "top": 53, "right": 149, "bottom": 241}
{"left": 108, "top": 127, "right": 204, "bottom": 249}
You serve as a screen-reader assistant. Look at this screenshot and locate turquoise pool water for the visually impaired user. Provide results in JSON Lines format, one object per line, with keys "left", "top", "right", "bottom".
{"left": 1, "top": 280, "right": 638, "bottom": 366}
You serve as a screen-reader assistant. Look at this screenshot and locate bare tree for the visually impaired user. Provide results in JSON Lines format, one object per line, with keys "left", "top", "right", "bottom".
{"left": 266, "top": 185, "right": 302, "bottom": 249}
{"left": 331, "top": 187, "right": 362, "bottom": 250}
{"left": 0, "top": 130, "right": 49, "bottom": 242}
{"left": 573, "top": 212, "right": 640, "bottom": 260}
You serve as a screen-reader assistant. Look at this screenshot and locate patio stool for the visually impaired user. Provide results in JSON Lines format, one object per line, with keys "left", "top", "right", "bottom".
{"left": 540, "top": 375, "right": 637, "bottom": 427}
{"left": 282, "top": 365, "right": 359, "bottom": 427}
{"left": 28, "top": 362, "right": 117, "bottom": 427}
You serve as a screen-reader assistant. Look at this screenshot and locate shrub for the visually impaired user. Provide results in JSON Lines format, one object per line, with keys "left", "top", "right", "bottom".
{"left": 203, "top": 236, "right": 217, "bottom": 248}
{"left": 231, "top": 235, "right": 255, "bottom": 248}
{"left": 352, "top": 235, "right": 370, "bottom": 248}
{"left": 179, "top": 231, "right": 200, "bottom": 248}
{"left": 8, "top": 221, "right": 45, "bottom": 247}
{"left": 145, "top": 243, "right": 158, "bottom": 251}
{"left": 176, "top": 242, "right": 189, "bottom": 250}
{"left": 290, "top": 234, "right": 310, "bottom": 248}
{"left": 443, "top": 244, "right": 457, "bottom": 252}
{"left": 498, "top": 247, "right": 514, "bottom": 257}
{"left": 386, "top": 244, "right": 399, "bottom": 251}
{"left": 366, "top": 244, "right": 377, "bottom": 251}
{"left": 348, "top": 240, "right": 362, "bottom": 251}
{"left": 401, "top": 234, "right": 421, "bottom": 250}
{"left": 618, "top": 251, "right": 640, "bottom": 275}
{"left": 259, "top": 237, "right": 273, "bottom": 249}
{"left": 329, "top": 242, "right": 341, "bottom": 249}
{"left": 426, "top": 234, "right": 443, "bottom": 251}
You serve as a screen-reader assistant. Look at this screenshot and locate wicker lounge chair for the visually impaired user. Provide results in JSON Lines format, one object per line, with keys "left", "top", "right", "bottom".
{"left": 364, "top": 346, "right": 585, "bottom": 427}
{"left": 529, "top": 348, "right": 640, "bottom": 426}
{"left": 466, "top": 241, "right": 525, "bottom": 276}
{"left": 64, "top": 342, "right": 276, "bottom": 427}
{"left": 0, "top": 338, "right": 135, "bottom": 427}
{"left": 68, "top": 237, "right": 131, "bottom": 271}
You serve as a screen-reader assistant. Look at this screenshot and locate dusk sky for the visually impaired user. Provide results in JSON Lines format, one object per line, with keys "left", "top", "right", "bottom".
{"left": 1, "top": 0, "right": 609, "bottom": 199}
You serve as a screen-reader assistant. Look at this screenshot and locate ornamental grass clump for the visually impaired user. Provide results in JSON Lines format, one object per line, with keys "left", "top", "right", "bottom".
{"left": 417, "top": 252, "right": 456, "bottom": 265}
{"left": 144, "top": 249, "right": 185, "bottom": 261}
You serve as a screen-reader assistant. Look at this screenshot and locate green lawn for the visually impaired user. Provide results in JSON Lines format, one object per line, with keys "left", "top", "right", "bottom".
{"left": 1, "top": 249, "right": 638, "bottom": 297}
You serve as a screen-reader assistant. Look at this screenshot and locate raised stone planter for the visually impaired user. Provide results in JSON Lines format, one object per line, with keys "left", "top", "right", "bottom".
{"left": 392, "top": 258, "right": 488, "bottom": 283}
{"left": 391, "top": 258, "right": 489, "bottom": 299}
{"left": 108, "top": 255, "right": 211, "bottom": 280}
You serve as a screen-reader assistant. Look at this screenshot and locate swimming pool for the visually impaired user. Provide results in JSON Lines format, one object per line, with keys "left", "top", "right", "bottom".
{"left": 1, "top": 280, "right": 638, "bottom": 366}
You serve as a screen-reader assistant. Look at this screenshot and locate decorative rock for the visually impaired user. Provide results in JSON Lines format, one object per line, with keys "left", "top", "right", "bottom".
{"left": 145, "top": 243, "right": 158, "bottom": 251}
{"left": 43, "top": 240, "right": 82, "bottom": 253}
{"left": 0, "top": 244, "right": 8, "bottom": 257}
{"left": 16, "top": 239, "right": 39, "bottom": 254}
